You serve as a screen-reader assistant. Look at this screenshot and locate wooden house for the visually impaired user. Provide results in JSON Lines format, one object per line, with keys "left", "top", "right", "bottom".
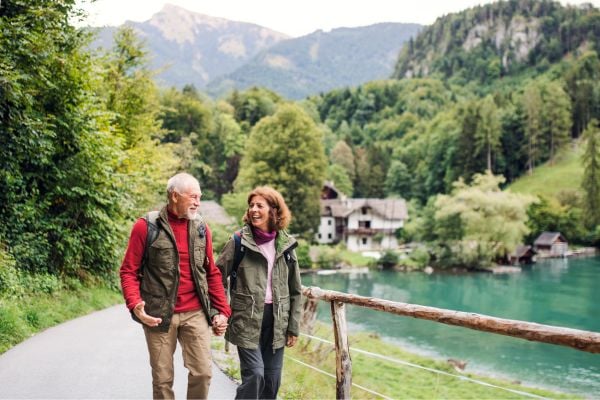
{"left": 533, "top": 232, "right": 568, "bottom": 257}
{"left": 509, "top": 245, "right": 536, "bottom": 265}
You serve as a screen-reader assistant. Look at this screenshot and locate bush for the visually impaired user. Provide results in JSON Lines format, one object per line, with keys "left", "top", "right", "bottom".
{"left": 295, "top": 240, "right": 312, "bottom": 269}
{"left": 378, "top": 251, "right": 399, "bottom": 269}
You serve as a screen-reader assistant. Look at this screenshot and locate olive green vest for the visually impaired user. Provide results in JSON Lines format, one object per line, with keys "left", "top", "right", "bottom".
{"left": 138, "top": 206, "right": 212, "bottom": 332}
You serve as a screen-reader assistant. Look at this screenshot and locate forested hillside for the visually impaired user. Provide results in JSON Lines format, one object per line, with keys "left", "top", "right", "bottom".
{"left": 393, "top": 0, "right": 599, "bottom": 90}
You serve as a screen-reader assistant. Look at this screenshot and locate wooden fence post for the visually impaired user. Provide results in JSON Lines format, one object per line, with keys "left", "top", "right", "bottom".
{"left": 331, "top": 300, "right": 352, "bottom": 399}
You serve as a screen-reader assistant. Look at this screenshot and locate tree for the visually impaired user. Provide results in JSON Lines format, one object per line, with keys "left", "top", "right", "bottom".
{"left": 236, "top": 104, "right": 327, "bottom": 235}
{"left": 327, "top": 164, "right": 353, "bottom": 197}
{"left": 0, "top": 0, "right": 128, "bottom": 276}
{"left": 581, "top": 119, "right": 600, "bottom": 228}
{"left": 98, "top": 26, "right": 178, "bottom": 214}
{"left": 522, "top": 82, "right": 544, "bottom": 174}
{"left": 476, "top": 95, "right": 502, "bottom": 172}
{"left": 433, "top": 173, "right": 535, "bottom": 265}
{"left": 541, "top": 81, "right": 572, "bottom": 164}
{"left": 330, "top": 140, "right": 356, "bottom": 183}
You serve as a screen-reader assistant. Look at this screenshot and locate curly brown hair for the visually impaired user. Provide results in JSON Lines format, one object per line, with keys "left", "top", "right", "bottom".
{"left": 243, "top": 186, "right": 291, "bottom": 231}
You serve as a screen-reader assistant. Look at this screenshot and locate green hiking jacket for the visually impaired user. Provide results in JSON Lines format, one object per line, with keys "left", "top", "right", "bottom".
{"left": 216, "top": 224, "right": 302, "bottom": 349}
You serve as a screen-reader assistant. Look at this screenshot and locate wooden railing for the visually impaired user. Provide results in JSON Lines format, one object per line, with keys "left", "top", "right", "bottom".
{"left": 301, "top": 285, "right": 600, "bottom": 399}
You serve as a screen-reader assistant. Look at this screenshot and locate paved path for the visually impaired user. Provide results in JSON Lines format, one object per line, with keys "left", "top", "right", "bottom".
{"left": 0, "top": 305, "right": 237, "bottom": 399}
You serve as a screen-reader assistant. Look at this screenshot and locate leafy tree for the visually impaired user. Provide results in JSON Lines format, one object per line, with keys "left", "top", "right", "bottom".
{"left": 97, "top": 26, "right": 178, "bottom": 214}
{"left": 99, "top": 26, "right": 162, "bottom": 149}
{"left": 330, "top": 140, "right": 356, "bottom": 182}
{"left": 581, "top": 119, "right": 600, "bottom": 227}
{"left": 0, "top": 0, "right": 127, "bottom": 276}
{"left": 433, "top": 173, "right": 535, "bottom": 265}
{"left": 228, "top": 87, "right": 282, "bottom": 132}
{"left": 236, "top": 104, "right": 327, "bottom": 235}
{"left": 541, "top": 80, "right": 572, "bottom": 164}
{"left": 327, "top": 164, "right": 353, "bottom": 197}
{"left": 385, "top": 161, "right": 411, "bottom": 198}
{"left": 564, "top": 52, "right": 600, "bottom": 137}
{"left": 476, "top": 95, "right": 502, "bottom": 172}
{"left": 522, "top": 82, "right": 544, "bottom": 174}
{"left": 159, "top": 87, "right": 213, "bottom": 144}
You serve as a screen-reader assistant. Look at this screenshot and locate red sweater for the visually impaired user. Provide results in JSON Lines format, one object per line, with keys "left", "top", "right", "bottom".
{"left": 120, "top": 212, "right": 231, "bottom": 318}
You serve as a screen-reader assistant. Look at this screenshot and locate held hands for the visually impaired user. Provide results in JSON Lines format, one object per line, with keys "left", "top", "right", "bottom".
{"left": 286, "top": 334, "right": 298, "bottom": 348}
{"left": 212, "top": 314, "right": 228, "bottom": 336}
{"left": 133, "top": 301, "right": 162, "bottom": 327}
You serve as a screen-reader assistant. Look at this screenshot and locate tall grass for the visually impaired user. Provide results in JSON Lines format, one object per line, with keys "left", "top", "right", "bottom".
{"left": 508, "top": 142, "right": 583, "bottom": 202}
{"left": 0, "top": 258, "right": 121, "bottom": 354}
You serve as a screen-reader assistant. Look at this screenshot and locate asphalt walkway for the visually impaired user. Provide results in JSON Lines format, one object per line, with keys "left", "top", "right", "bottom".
{"left": 0, "top": 305, "right": 237, "bottom": 399}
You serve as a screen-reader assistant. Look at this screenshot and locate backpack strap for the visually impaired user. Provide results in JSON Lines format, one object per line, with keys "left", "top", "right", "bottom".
{"left": 140, "top": 211, "right": 160, "bottom": 280}
{"left": 230, "top": 231, "right": 244, "bottom": 291}
{"left": 283, "top": 241, "right": 298, "bottom": 268}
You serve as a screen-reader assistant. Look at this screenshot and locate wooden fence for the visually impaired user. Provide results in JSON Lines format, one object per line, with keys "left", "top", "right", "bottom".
{"left": 301, "top": 285, "right": 600, "bottom": 399}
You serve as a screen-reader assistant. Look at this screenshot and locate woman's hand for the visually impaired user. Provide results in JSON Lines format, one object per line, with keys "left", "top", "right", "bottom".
{"left": 286, "top": 334, "right": 298, "bottom": 347}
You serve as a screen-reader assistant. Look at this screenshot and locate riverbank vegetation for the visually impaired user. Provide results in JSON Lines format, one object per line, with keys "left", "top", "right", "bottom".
{"left": 211, "top": 322, "right": 574, "bottom": 399}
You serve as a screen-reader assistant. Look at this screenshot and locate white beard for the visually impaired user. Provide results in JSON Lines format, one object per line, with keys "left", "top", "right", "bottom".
{"left": 186, "top": 209, "right": 198, "bottom": 220}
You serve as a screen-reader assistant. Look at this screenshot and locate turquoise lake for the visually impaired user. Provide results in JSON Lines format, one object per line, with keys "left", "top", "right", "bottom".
{"left": 301, "top": 256, "right": 600, "bottom": 397}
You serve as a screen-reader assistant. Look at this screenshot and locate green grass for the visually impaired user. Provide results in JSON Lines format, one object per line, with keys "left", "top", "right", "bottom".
{"left": 508, "top": 143, "right": 583, "bottom": 202}
{"left": 310, "top": 244, "right": 374, "bottom": 269}
{"left": 0, "top": 282, "right": 121, "bottom": 354}
{"left": 278, "top": 324, "right": 576, "bottom": 399}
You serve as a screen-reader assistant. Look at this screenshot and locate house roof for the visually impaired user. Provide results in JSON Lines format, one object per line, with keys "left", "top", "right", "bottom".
{"left": 534, "top": 232, "right": 567, "bottom": 246}
{"left": 512, "top": 245, "right": 534, "bottom": 258}
{"left": 199, "top": 200, "right": 236, "bottom": 226}
{"left": 320, "top": 198, "right": 408, "bottom": 220}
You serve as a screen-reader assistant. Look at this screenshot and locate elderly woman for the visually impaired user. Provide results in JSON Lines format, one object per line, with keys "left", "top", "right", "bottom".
{"left": 217, "top": 186, "right": 302, "bottom": 400}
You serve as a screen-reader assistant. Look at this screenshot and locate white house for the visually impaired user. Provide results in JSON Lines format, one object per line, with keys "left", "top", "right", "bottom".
{"left": 315, "top": 196, "right": 408, "bottom": 252}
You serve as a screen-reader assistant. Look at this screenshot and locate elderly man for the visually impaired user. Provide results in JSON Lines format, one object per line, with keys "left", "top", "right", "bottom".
{"left": 120, "top": 172, "right": 231, "bottom": 399}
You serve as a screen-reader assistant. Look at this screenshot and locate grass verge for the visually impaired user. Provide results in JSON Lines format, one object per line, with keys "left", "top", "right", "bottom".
{"left": 212, "top": 323, "right": 577, "bottom": 399}
{"left": 0, "top": 282, "right": 121, "bottom": 354}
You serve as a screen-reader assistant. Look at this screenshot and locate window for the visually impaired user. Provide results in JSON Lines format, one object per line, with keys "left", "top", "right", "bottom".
{"left": 362, "top": 237, "right": 367, "bottom": 245}
{"left": 361, "top": 207, "right": 368, "bottom": 215}
{"left": 359, "top": 221, "right": 371, "bottom": 228}
{"left": 318, "top": 233, "right": 322, "bottom": 239}
{"left": 328, "top": 233, "right": 332, "bottom": 239}
{"left": 328, "top": 220, "right": 332, "bottom": 226}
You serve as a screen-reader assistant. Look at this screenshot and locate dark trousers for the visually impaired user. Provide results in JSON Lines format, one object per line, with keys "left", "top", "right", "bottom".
{"left": 236, "top": 304, "right": 284, "bottom": 400}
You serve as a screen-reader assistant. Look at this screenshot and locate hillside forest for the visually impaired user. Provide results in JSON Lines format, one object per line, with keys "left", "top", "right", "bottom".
{"left": 2, "top": 0, "right": 600, "bottom": 297}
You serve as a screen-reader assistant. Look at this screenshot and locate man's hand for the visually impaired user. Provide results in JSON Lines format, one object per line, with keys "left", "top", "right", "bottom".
{"left": 286, "top": 334, "right": 298, "bottom": 347}
{"left": 133, "top": 301, "right": 162, "bottom": 327}
{"left": 211, "top": 314, "right": 228, "bottom": 336}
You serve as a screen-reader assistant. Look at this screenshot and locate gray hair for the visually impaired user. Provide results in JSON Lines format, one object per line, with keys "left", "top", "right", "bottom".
{"left": 166, "top": 173, "right": 200, "bottom": 196}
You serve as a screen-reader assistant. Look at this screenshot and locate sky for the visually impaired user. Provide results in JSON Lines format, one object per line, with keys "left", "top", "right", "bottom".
{"left": 76, "top": 0, "right": 599, "bottom": 38}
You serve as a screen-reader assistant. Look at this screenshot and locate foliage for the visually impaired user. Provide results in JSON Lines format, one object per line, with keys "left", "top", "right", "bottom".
{"left": 377, "top": 251, "right": 399, "bottom": 269}
{"left": 235, "top": 104, "right": 327, "bottom": 236}
{"left": 279, "top": 324, "right": 569, "bottom": 400}
{"left": 0, "top": 278, "right": 120, "bottom": 354}
{"left": 430, "top": 173, "right": 535, "bottom": 267}
{"left": 393, "top": 0, "right": 600, "bottom": 87}
{"left": 97, "top": 26, "right": 179, "bottom": 215}
{"left": 581, "top": 119, "right": 600, "bottom": 228}
{"left": 0, "top": 1, "right": 130, "bottom": 277}
{"left": 295, "top": 240, "right": 312, "bottom": 269}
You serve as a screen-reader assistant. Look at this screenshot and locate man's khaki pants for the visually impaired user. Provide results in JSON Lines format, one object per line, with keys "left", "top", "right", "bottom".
{"left": 143, "top": 310, "right": 212, "bottom": 400}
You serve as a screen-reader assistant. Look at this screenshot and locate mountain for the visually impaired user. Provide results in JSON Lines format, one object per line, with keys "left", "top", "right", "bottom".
{"left": 392, "top": 0, "right": 599, "bottom": 84}
{"left": 206, "top": 23, "right": 422, "bottom": 99}
{"left": 90, "top": 4, "right": 289, "bottom": 88}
